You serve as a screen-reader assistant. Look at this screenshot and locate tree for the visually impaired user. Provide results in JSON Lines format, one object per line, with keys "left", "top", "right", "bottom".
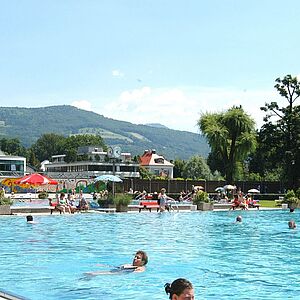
{"left": 0, "top": 138, "right": 27, "bottom": 156}
{"left": 182, "top": 155, "right": 212, "bottom": 180}
{"left": 173, "top": 158, "right": 185, "bottom": 178}
{"left": 198, "top": 106, "right": 257, "bottom": 183}
{"left": 30, "top": 133, "right": 65, "bottom": 162}
{"left": 260, "top": 75, "right": 300, "bottom": 188}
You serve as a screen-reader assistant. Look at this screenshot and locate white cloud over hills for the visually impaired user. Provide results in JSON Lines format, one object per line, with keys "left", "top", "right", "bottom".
{"left": 72, "top": 86, "right": 279, "bottom": 133}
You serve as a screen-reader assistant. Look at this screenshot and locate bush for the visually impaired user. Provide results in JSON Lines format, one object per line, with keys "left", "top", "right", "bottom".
{"left": 0, "top": 197, "right": 13, "bottom": 205}
{"left": 0, "top": 189, "right": 12, "bottom": 205}
{"left": 38, "top": 191, "right": 49, "bottom": 199}
{"left": 113, "top": 193, "right": 133, "bottom": 206}
{"left": 193, "top": 190, "right": 210, "bottom": 204}
{"left": 284, "top": 190, "right": 300, "bottom": 206}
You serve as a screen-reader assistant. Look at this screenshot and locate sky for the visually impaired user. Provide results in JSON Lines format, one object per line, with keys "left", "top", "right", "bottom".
{"left": 1, "top": 0, "right": 300, "bottom": 133}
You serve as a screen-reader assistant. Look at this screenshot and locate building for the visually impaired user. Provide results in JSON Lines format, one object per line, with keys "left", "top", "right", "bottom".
{"left": 0, "top": 150, "right": 26, "bottom": 178}
{"left": 139, "top": 149, "right": 174, "bottom": 178}
{"left": 44, "top": 146, "right": 139, "bottom": 179}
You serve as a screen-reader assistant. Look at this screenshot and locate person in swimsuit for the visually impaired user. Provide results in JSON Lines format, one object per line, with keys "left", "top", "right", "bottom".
{"left": 164, "top": 278, "right": 194, "bottom": 300}
{"left": 158, "top": 188, "right": 174, "bottom": 212}
{"left": 85, "top": 250, "right": 148, "bottom": 276}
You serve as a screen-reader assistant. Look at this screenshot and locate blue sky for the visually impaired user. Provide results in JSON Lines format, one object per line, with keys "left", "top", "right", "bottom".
{"left": 1, "top": 0, "right": 299, "bottom": 133}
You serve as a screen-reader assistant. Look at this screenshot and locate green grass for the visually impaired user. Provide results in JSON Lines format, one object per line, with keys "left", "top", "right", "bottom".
{"left": 259, "top": 200, "right": 280, "bottom": 208}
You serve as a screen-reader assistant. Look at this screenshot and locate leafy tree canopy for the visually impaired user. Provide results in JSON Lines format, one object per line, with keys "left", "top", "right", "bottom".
{"left": 198, "top": 106, "right": 257, "bottom": 182}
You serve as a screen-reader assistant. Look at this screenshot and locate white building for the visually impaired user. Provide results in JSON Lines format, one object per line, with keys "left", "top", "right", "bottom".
{"left": 0, "top": 150, "right": 26, "bottom": 178}
{"left": 139, "top": 149, "right": 174, "bottom": 178}
{"left": 44, "top": 146, "right": 139, "bottom": 179}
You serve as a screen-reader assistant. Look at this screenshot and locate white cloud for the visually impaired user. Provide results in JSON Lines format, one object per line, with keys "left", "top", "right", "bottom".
{"left": 99, "top": 86, "right": 280, "bottom": 133}
{"left": 71, "top": 100, "right": 92, "bottom": 111}
{"left": 112, "top": 69, "right": 124, "bottom": 77}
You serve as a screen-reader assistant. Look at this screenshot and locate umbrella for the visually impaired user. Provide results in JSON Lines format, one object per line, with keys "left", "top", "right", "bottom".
{"left": 223, "top": 184, "right": 236, "bottom": 190}
{"left": 215, "top": 186, "right": 225, "bottom": 192}
{"left": 248, "top": 188, "right": 260, "bottom": 194}
{"left": 94, "top": 175, "right": 123, "bottom": 183}
{"left": 15, "top": 173, "right": 58, "bottom": 186}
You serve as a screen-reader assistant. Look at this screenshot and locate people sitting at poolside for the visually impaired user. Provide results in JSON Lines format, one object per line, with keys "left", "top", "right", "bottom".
{"left": 66, "top": 195, "right": 77, "bottom": 213}
{"left": 58, "top": 192, "right": 71, "bottom": 214}
{"left": 229, "top": 195, "right": 240, "bottom": 210}
{"left": 77, "top": 196, "right": 89, "bottom": 211}
{"left": 288, "top": 220, "right": 296, "bottom": 229}
{"left": 85, "top": 250, "right": 148, "bottom": 276}
{"left": 164, "top": 278, "right": 194, "bottom": 300}
{"left": 240, "top": 198, "right": 249, "bottom": 210}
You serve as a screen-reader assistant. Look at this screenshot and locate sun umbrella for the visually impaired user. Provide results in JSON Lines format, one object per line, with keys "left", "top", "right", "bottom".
{"left": 248, "top": 188, "right": 260, "bottom": 193}
{"left": 15, "top": 173, "right": 58, "bottom": 186}
{"left": 215, "top": 187, "right": 225, "bottom": 192}
{"left": 223, "top": 184, "right": 236, "bottom": 190}
{"left": 94, "top": 174, "right": 123, "bottom": 183}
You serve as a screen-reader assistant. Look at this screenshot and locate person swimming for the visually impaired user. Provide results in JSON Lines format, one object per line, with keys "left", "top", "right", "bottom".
{"left": 165, "top": 278, "right": 194, "bottom": 300}
{"left": 288, "top": 220, "right": 296, "bottom": 229}
{"left": 236, "top": 215, "right": 242, "bottom": 223}
{"left": 26, "top": 215, "right": 37, "bottom": 224}
{"left": 85, "top": 250, "right": 148, "bottom": 276}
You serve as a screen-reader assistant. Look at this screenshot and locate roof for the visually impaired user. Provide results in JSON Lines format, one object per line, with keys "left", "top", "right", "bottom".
{"left": 139, "top": 150, "right": 173, "bottom": 167}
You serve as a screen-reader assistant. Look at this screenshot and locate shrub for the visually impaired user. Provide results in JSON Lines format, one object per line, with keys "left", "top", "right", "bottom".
{"left": 113, "top": 193, "right": 133, "bottom": 206}
{"left": 38, "top": 191, "right": 49, "bottom": 199}
{"left": 284, "top": 190, "right": 300, "bottom": 206}
{"left": 0, "top": 197, "right": 13, "bottom": 205}
{"left": 193, "top": 190, "right": 210, "bottom": 204}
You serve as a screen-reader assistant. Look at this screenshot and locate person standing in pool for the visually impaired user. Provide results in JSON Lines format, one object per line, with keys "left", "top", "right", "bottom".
{"left": 165, "top": 278, "right": 194, "bottom": 300}
{"left": 158, "top": 188, "right": 173, "bottom": 212}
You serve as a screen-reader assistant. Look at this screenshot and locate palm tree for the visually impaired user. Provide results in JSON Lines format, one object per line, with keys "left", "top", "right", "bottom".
{"left": 198, "top": 106, "right": 257, "bottom": 182}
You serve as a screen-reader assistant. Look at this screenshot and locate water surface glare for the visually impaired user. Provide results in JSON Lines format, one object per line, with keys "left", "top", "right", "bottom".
{"left": 0, "top": 210, "right": 299, "bottom": 299}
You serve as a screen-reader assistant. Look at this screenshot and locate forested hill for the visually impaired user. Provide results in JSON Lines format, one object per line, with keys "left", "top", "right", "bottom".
{"left": 0, "top": 105, "right": 209, "bottom": 160}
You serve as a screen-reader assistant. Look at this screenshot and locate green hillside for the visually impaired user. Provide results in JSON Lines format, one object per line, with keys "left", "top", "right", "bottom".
{"left": 0, "top": 105, "right": 209, "bottom": 160}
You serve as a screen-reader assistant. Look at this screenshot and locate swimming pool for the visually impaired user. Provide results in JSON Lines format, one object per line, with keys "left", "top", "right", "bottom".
{"left": 0, "top": 209, "right": 299, "bottom": 299}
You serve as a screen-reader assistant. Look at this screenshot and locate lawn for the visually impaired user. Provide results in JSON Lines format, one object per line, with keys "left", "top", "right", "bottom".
{"left": 259, "top": 200, "right": 281, "bottom": 208}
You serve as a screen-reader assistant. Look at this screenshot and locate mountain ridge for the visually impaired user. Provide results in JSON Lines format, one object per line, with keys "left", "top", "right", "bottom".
{"left": 0, "top": 105, "right": 209, "bottom": 160}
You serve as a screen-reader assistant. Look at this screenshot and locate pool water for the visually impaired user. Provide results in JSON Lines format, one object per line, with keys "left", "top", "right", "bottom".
{"left": 0, "top": 210, "right": 300, "bottom": 299}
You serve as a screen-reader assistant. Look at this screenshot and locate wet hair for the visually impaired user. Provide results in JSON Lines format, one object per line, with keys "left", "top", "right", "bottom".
{"left": 165, "top": 278, "right": 193, "bottom": 299}
{"left": 236, "top": 215, "right": 242, "bottom": 222}
{"left": 26, "top": 215, "right": 33, "bottom": 222}
{"left": 288, "top": 220, "right": 296, "bottom": 229}
{"left": 135, "top": 250, "right": 148, "bottom": 266}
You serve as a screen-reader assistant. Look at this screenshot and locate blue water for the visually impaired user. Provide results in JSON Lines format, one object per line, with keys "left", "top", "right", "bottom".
{"left": 0, "top": 210, "right": 299, "bottom": 300}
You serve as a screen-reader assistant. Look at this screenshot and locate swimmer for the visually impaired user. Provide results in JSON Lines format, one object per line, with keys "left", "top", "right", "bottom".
{"left": 288, "top": 220, "right": 296, "bottom": 229}
{"left": 26, "top": 215, "right": 37, "bottom": 224}
{"left": 165, "top": 278, "right": 194, "bottom": 300}
{"left": 85, "top": 250, "right": 148, "bottom": 276}
{"left": 236, "top": 215, "right": 242, "bottom": 223}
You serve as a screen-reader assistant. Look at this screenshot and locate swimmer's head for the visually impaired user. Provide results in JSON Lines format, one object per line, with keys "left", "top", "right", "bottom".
{"left": 26, "top": 215, "right": 33, "bottom": 222}
{"left": 236, "top": 215, "right": 242, "bottom": 222}
{"left": 288, "top": 220, "right": 296, "bottom": 229}
{"left": 165, "top": 278, "right": 194, "bottom": 300}
{"left": 133, "top": 250, "right": 148, "bottom": 266}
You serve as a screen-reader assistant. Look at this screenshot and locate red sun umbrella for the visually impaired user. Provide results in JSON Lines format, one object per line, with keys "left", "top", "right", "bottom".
{"left": 15, "top": 173, "right": 58, "bottom": 186}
